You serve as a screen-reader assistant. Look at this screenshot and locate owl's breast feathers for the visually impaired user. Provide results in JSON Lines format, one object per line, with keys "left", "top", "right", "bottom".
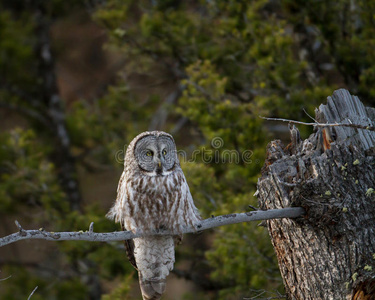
{"left": 108, "top": 169, "right": 200, "bottom": 235}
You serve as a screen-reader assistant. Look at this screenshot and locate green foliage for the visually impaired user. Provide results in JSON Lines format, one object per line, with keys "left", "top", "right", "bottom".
{"left": 282, "top": 0, "right": 375, "bottom": 103}
{"left": 0, "top": 3, "right": 131, "bottom": 299}
{"left": 0, "top": 129, "right": 65, "bottom": 215}
{"left": 180, "top": 161, "right": 221, "bottom": 214}
{"left": 93, "top": 0, "right": 361, "bottom": 297}
{"left": 1, "top": 0, "right": 375, "bottom": 298}
{"left": 0, "top": 10, "right": 35, "bottom": 87}
{"left": 67, "top": 84, "right": 161, "bottom": 168}
{"left": 206, "top": 224, "right": 281, "bottom": 298}
{"left": 101, "top": 273, "right": 134, "bottom": 300}
{"left": 0, "top": 128, "right": 128, "bottom": 298}
{"left": 0, "top": 265, "right": 87, "bottom": 300}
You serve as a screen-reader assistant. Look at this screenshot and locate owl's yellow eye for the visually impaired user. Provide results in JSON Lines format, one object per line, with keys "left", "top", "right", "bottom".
{"left": 146, "top": 150, "right": 153, "bottom": 156}
{"left": 162, "top": 149, "right": 167, "bottom": 156}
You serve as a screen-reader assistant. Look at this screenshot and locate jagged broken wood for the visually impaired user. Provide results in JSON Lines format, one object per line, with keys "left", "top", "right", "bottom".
{"left": 0, "top": 207, "right": 304, "bottom": 248}
{"left": 257, "top": 89, "right": 375, "bottom": 299}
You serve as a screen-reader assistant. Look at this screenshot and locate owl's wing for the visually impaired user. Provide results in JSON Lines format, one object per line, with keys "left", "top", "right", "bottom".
{"left": 121, "top": 222, "right": 138, "bottom": 270}
{"left": 106, "top": 171, "right": 127, "bottom": 221}
{"left": 110, "top": 172, "right": 137, "bottom": 270}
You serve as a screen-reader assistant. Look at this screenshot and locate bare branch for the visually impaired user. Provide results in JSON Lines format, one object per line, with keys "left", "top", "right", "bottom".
{"left": 0, "top": 207, "right": 305, "bottom": 248}
{"left": 259, "top": 116, "right": 375, "bottom": 132}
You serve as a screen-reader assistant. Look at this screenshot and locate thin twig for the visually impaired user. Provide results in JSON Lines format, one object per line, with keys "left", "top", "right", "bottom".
{"left": 302, "top": 108, "right": 318, "bottom": 123}
{"left": 89, "top": 222, "right": 94, "bottom": 233}
{"left": 259, "top": 116, "right": 375, "bottom": 132}
{"left": 0, "top": 275, "right": 12, "bottom": 282}
{"left": 27, "top": 286, "right": 38, "bottom": 300}
{"left": 0, "top": 208, "right": 305, "bottom": 248}
{"left": 15, "top": 220, "right": 22, "bottom": 231}
{"left": 244, "top": 288, "right": 286, "bottom": 300}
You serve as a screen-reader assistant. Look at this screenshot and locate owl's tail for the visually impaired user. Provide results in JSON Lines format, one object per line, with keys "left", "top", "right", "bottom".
{"left": 139, "top": 273, "right": 166, "bottom": 300}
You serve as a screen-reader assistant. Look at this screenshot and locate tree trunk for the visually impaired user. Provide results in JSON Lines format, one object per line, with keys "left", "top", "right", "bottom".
{"left": 35, "top": 4, "right": 81, "bottom": 211}
{"left": 257, "top": 89, "right": 375, "bottom": 299}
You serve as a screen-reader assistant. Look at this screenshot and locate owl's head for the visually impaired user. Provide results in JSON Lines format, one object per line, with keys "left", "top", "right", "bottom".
{"left": 130, "top": 131, "right": 178, "bottom": 176}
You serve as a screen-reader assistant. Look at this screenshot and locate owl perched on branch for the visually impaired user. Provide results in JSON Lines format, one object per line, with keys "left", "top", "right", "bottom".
{"left": 107, "top": 131, "right": 201, "bottom": 300}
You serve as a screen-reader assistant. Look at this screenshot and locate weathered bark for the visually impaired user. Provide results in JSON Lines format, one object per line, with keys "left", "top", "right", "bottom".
{"left": 257, "top": 89, "right": 375, "bottom": 299}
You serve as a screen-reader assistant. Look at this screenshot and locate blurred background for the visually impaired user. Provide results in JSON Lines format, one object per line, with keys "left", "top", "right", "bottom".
{"left": 0, "top": 0, "right": 374, "bottom": 299}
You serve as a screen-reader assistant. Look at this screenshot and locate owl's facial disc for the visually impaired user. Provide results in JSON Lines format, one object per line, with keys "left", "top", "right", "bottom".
{"left": 134, "top": 134, "right": 176, "bottom": 176}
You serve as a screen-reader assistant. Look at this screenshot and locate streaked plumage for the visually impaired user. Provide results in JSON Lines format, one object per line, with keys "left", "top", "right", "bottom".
{"left": 107, "top": 131, "right": 200, "bottom": 300}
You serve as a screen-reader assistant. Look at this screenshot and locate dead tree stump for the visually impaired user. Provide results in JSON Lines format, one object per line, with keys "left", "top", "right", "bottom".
{"left": 257, "top": 89, "right": 375, "bottom": 299}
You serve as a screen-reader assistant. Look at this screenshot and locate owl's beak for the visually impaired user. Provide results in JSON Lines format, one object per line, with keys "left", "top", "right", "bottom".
{"left": 155, "top": 158, "right": 163, "bottom": 175}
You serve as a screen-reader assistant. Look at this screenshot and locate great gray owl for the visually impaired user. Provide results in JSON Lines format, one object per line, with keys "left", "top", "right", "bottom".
{"left": 107, "top": 131, "right": 201, "bottom": 300}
